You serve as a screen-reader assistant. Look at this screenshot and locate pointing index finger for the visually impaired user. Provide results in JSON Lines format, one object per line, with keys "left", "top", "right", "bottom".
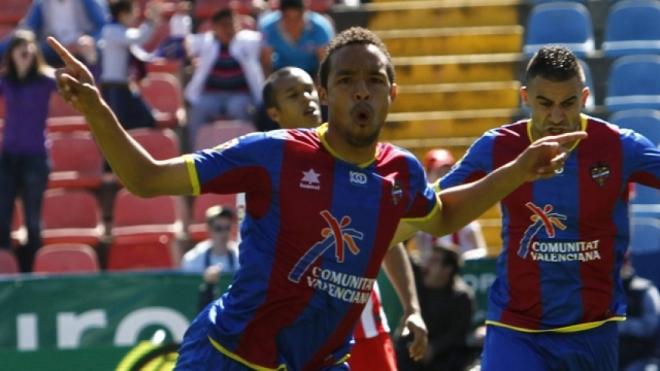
{"left": 549, "top": 131, "right": 588, "bottom": 144}
{"left": 47, "top": 37, "right": 83, "bottom": 68}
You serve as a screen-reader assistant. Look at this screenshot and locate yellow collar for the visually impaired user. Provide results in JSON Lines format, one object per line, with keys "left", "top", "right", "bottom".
{"left": 315, "top": 123, "right": 377, "bottom": 169}
{"left": 527, "top": 114, "right": 588, "bottom": 152}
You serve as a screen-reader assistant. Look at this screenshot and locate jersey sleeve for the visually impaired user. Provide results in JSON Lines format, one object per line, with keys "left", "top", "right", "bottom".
{"left": 622, "top": 129, "right": 660, "bottom": 189}
{"left": 402, "top": 155, "right": 440, "bottom": 220}
{"left": 184, "top": 132, "right": 276, "bottom": 196}
{"left": 439, "top": 133, "right": 495, "bottom": 190}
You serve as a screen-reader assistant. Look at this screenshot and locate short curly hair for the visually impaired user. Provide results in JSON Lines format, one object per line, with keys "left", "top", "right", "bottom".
{"left": 525, "top": 45, "right": 585, "bottom": 84}
{"left": 317, "top": 27, "right": 395, "bottom": 90}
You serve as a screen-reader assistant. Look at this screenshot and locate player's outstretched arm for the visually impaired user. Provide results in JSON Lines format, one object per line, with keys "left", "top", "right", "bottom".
{"left": 47, "top": 37, "right": 192, "bottom": 197}
{"left": 406, "top": 131, "right": 587, "bottom": 237}
{"left": 382, "top": 243, "right": 427, "bottom": 361}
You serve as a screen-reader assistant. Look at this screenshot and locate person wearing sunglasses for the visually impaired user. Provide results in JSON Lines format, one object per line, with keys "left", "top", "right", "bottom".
{"left": 182, "top": 205, "right": 239, "bottom": 310}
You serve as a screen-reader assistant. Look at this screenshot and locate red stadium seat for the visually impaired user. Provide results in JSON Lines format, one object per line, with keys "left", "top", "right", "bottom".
{"left": 194, "top": 120, "right": 255, "bottom": 151}
{"left": 107, "top": 239, "right": 180, "bottom": 271}
{"left": 188, "top": 193, "right": 238, "bottom": 242}
{"left": 111, "top": 189, "right": 184, "bottom": 245}
{"left": 140, "top": 73, "right": 184, "bottom": 128}
{"left": 41, "top": 189, "right": 104, "bottom": 246}
{"left": 194, "top": 0, "right": 232, "bottom": 19}
{"left": 128, "top": 128, "right": 181, "bottom": 160}
{"left": 48, "top": 132, "right": 104, "bottom": 189}
{"left": 33, "top": 243, "right": 100, "bottom": 274}
{"left": 47, "top": 116, "right": 88, "bottom": 133}
{"left": 0, "top": 24, "right": 13, "bottom": 39}
{"left": 0, "top": 249, "right": 19, "bottom": 274}
{"left": 49, "top": 93, "right": 80, "bottom": 117}
{"left": 0, "top": 0, "right": 32, "bottom": 23}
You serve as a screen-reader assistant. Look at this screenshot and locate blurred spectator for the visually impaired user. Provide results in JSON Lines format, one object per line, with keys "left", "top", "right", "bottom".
{"left": 397, "top": 244, "right": 475, "bottom": 371}
{"left": 258, "top": 0, "right": 334, "bottom": 78}
{"left": 155, "top": 0, "right": 192, "bottom": 61}
{"left": 184, "top": 8, "right": 262, "bottom": 147}
{"left": 19, "top": 0, "right": 108, "bottom": 66}
{"left": 411, "top": 149, "right": 487, "bottom": 262}
{"left": 0, "top": 30, "right": 56, "bottom": 272}
{"left": 619, "top": 259, "right": 660, "bottom": 371}
{"left": 182, "top": 205, "right": 240, "bottom": 310}
{"left": 99, "top": 0, "right": 162, "bottom": 130}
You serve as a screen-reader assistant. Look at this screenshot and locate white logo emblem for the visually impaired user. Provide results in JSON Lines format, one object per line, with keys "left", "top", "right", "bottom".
{"left": 349, "top": 171, "right": 367, "bottom": 186}
{"left": 300, "top": 169, "right": 321, "bottom": 190}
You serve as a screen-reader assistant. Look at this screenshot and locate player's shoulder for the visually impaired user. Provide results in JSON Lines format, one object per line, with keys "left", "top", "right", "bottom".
{"left": 258, "top": 11, "right": 281, "bottom": 30}
{"left": 376, "top": 142, "right": 426, "bottom": 174}
{"left": 485, "top": 119, "right": 529, "bottom": 140}
{"left": 584, "top": 114, "right": 638, "bottom": 142}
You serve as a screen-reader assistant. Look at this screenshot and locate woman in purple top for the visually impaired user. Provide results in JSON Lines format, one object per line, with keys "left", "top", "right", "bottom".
{"left": 0, "top": 30, "right": 56, "bottom": 272}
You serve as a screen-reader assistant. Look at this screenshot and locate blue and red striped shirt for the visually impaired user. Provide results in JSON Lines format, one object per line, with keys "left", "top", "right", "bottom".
{"left": 441, "top": 115, "right": 660, "bottom": 332}
{"left": 184, "top": 124, "right": 438, "bottom": 369}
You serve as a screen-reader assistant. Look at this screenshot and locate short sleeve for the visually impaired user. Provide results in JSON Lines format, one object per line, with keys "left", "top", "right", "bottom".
{"left": 622, "top": 129, "right": 660, "bottom": 188}
{"left": 440, "top": 133, "right": 495, "bottom": 189}
{"left": 402, "top": 155, "right": 439, "bottom": 220}
{"left": 184, "top": 132, "right": 278, "bottom": 195}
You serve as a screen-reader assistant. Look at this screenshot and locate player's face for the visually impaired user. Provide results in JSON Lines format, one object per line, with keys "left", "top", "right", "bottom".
{"left": 269, "top": 70, "right": 321, "bottom": 129}
{"left": 210, "top": 217, "right": 232, "bottom": 247}
{"left": 11, "top": 42, "right": 36, "bottom": 71}
{"left": 321, "top": 43, "right": 397, "bottom": 148}
{"left": 522, "top": 75, "right": 589, "bottom": 140}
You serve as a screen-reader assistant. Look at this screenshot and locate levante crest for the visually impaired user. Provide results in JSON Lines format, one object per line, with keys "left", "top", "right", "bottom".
{"left": 590, "top": 162, "right": 610, "bottom": 187}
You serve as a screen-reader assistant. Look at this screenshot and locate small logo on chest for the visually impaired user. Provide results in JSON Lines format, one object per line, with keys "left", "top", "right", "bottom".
{"left": 300, "top": 168, "right": 321, "bottom": 190}
{"left": 590, "top": 162, "right": 610, "bottom": 187}
{"left": 349, "top": 171, "right": 368, "bottom": 186}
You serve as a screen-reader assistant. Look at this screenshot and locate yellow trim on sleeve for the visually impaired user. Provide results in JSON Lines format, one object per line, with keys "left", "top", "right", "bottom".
{"left": 401, "top": 197, "right": 441, "bottom": 223}
{"left": 432, "top": 180, "right": 441, "bottom": 193}
{"left": 208, "top": 336, "right": 288, "bottom": 371}
{"left": 315, "top": 123, "right": 377, "bottom": 169}
{"left": 526, "top": 114, "right": 588, "bottom": 152}
{"left": 335, "top": 353, "right": 351, "bottom": 365}
{"left": 183, "top": 154, "right": 200, "bottom": 196}
{"left": 486, "top": 316, "right": 625, "bottom": 333}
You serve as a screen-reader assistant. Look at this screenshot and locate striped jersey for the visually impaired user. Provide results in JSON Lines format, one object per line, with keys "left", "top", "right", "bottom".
{"left": 440, "top": 115, "right": 660, "bottom": 332}
{"left": 353, "top": 282, "right": 390, "bottom": 340}
{"left": 184, "top": 124, "right": 438, "bottom": 370}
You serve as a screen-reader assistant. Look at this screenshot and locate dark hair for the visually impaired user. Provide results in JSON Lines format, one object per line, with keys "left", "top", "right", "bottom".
{"left": 431, "top": 244, "right": 461, "bottom": 274}
{"left": 525, "top": 45, "right": 584, "bottom": 84}
{"left": 262, "top": 68, "right": 297, "bottom": 109}
{"left": 211, "top": 8, "right": 234, "bottom": 23}
{"left": 109, "top": 0, "right": 134, "bottom": 21}
{"left": 2, "top": 29, "right": 48, "bottom": 82}
{"left": 280, "top": 0, "right": 305, "bottom": 11}
{"left": 318, "top": 27, "right": 395, "bottom": 90}
{"left": 205, "top": 205, "right": 235, "bottom": 225}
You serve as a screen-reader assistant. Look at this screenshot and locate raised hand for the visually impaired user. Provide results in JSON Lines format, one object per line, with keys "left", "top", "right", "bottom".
{"left": 47, "top": 37, "right": 101, "bottom": 113}
{"left": 516, "top": 131, "right": 588, "bottom": 181}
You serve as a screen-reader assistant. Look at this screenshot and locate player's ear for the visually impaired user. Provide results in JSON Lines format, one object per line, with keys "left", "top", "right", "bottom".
{"left": 389, "top": 82, "right": 398, "bottom": 102}
{"left": 520, "top": 86, "right": 529, "bottom": 107}
{"left": 580, "top": 86, "right": 590, "bottom": 108}
{"left": 318, "top": 85, "right": 329, "bottom": 105}
{"left": 266, "top": 107, "right": 280, "bottom": 123}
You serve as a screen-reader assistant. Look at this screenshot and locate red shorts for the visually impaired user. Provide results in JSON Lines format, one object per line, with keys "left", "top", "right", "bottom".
{"left": 348, "top": 332, "right": 397, "bottom": 371}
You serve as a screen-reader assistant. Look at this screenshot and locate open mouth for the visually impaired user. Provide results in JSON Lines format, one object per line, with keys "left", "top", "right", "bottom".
{"left": 547, "top": 128, "right": 566, "bottom": 135}
{"left": 304, "top": 105, "right": 319, "bottom": 117}
{"left": 352, "top": 105, "right": 373, "bottom": 125}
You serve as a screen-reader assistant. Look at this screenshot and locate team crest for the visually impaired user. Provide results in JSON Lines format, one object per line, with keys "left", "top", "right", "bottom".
{"left": 590, "top": 162, "right": 610, "bottom": 187}
{"left": 391, "top": 180, "right": 403, "bottom": 205}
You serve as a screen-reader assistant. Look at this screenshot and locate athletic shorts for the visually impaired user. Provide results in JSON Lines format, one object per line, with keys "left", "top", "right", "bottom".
{"left": 481, "top": 322, "right": 619, "bottom": 371}
{"left": 175, "top": 305, "right": 350, "bottom": 370}
{"left": 348, "top": 332, "right": 397, "bottom": 371}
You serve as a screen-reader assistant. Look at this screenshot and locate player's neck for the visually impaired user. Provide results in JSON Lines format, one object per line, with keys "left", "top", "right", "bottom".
{"left": 323, "top": 127, "right": 377, "bottom": 167}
